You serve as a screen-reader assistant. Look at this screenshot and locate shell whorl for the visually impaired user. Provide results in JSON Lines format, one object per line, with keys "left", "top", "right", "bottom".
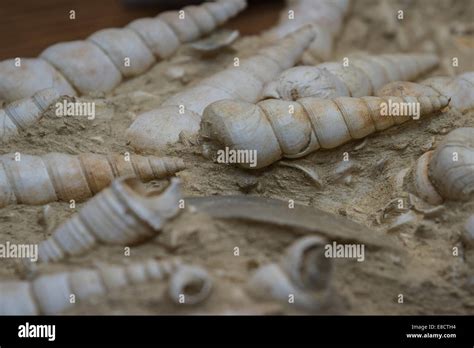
{"left": 0, "top": 258, "right": 183, "bottom": 315}
{"left": 377, "top": 72, "right": 474, "bottom": 112}
{"left": 126, "top": 26, "right": 316, "bottom": 152}
{"left": 37, "top": 177, "right": 182, "bottom": 263}
{"left": 201, "top": 95, "right": 450, "bottom": 169}
{"left": 262, "top": 54, "right": 439, "bottom": 101}
{"left": 414, "top": 128, "right": 474, "bottom": 204}
{"left": 247, "top": 236, "right": 332, "bottom": 311}
{"left": 0, "top": 88, "right": 59, "bottom": 141}
{"left": 0, "top": 153, "right": 185, "bottom": 207}
{"left": 0, "top": 0, "right": 247, "bottom": 101}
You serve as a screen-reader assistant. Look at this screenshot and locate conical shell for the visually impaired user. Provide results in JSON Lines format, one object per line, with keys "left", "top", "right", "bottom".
{"left": 247, "top": 236, "right": 332, "bottom": 311}
{"left": 0, "top": 58, "right": 76, "bottom": 102}
{"left": 428, "top": 128, "right": 474, "bottom": 202}
{"left": 0, "top": 152, "right": 185, "bottom": 207}
{"left": 0, "top": 258, "right": 182, "bottom": 315}
{"left": 40, "top": 41, "right": 123, "bottom": 95}
{"left": 127, "top": 26, "right": 316, "bottom": 152}
{"left": 263, "top": 54, "right": 439, "bottom": 101}
{"left": 201, "top": 95, "right": 449, "bottom": 169}
{"left": 88, "top": 28, "right": 155, "bottom": 77}
{"left": 0, "top": 88, "right": 59, "bottom": 141}
{"left": 127, "top": 18, "right": 180, "bottom": 59}
{"left": 168, "top": 265, "right": 213, "bottom": 305}
{"left": 37, "top": 177, "right": 182, "bottom": 263}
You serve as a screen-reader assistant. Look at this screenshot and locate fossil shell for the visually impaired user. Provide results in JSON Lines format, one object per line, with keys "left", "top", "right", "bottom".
{"left": 0, "top": 152, "right": 185, "bottom": 207}
{"left": 190, "top": 29, "right": 239, "bottom": 53}
{"left": 377, "top": 72, "right": 474, "bottom": 112}
{"left": 263, "top": 54, "right": 439, "bottom": 101}
{"left": 247, "top": 236, "right": 332, "bottom": 311}
{"left": 0, "top": 258, "right": 182, "bottom": 315}
{"left": 168, "top": 265, "right": 213, "bottom": 305}
{"left": 40, "top": 41, "right": 123, "bottom": 95}
{"left": 126, "top": 26, "right": 316, "bottom": 152}
{"left": 88, "top": 28, "right": 155, "bottom": 77}
{"left": 0, "top": 88, "right": 59, "bottom": 141}
{"left": 414, "top": 128, "right": 474, "bottom": 204}
{"left": 201, "top": 95, "right": 449, "bottom": 169}
{"left": 37, "top": 177, "right": 182, "bottom": 263}
{"left": 0, "top": 58, "right": 76, "bottom": 103}
{"left": 0, "top": 1, "right": 247, "bottom": 99}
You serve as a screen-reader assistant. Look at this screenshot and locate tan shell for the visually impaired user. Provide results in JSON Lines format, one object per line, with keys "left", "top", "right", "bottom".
{"left": 376, "top": 72, "right": 474, "bottom": 112}
{"left": 201, "top": 95, "right": 449, "bottom": 169}
{"left": 0, "top": 0, "right": 247, "bottom": 99}
{"left": 0, "top": 88, "right": 59, "bottom": 141}
{"left": 126, "top": 26, "right": 316, "bottom": 152}
{"left": 0, "top": 258, "right": 182, "bottom": 315}
{"left": 168, "top": 265, "right": 213, "bottom": 305}
{"left": 0, "top": 152, "right": 185, "bottom": 207}
{"left": 247, "top": 236, "right": 332, "bottom": 311}
{"left": 37, "top": 177, "right": 182, "bottom": 263}
{"left": 413, "top": 128, "right": 474, "bottom": 204}
{"left": 263, "top": 54, "right": 439, "bottom": 101}
{"left": 0, "top": 59, "right": 76, "bottom": 103}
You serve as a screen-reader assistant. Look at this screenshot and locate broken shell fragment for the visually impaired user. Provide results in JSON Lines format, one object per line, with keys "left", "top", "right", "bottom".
{"left": 168, "top": 265, "right": 213, "bottom": 305}
{"left": 190, "top": 29, "right": 240, "bottom": 54}
{"left": 37, "top": 177, "right": 182, "bottom": 263}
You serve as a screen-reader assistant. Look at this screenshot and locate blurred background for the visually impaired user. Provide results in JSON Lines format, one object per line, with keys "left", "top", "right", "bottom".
{"left": 0, "top": 0, "right": 284, "bottom": 60}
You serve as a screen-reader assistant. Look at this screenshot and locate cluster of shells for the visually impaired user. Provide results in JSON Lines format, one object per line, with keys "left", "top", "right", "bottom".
{"left": 1, "top": 0, "right": 473, "bottom": 315}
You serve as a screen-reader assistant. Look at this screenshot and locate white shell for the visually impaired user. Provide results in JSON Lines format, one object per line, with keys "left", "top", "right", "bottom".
{"left": 414, "top": 128, "right": 474, "bottom": 203}
{"left": 0, "top": 58, "right": 76, "bottom": 102}
{"left": 247, "top": 236, "right": 332, "bottom": 311}
{"left": 40, "top": 41, "right": 123, "bottom": 95}
{"left": 168, "top": 265, "right": 213, "bottom": 305}
{"left": 37, "top": 177, "right": 182, "bottom": 263}
{"left": 88, "top": 28, "right": 155, "bottom": 77}
{"left": 0, "top": 258, "right": 182, "bottom": 315}
{"left": 127, "top": 26, "right": 316, "bottom": 152}
{"left": 0, "top": 152, "right": 185, "bottom": 207}
{"left": 201, "top": 95, "right": 449, "bottom": 169}
{"left": 0, "top": 88, "right": 59, "bottom": 141}
{"left": 264, "top": 54, "right": 439, "bottom": 101}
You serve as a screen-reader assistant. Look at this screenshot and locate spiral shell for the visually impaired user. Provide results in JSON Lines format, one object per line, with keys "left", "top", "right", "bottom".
{"left": 0, "top": 258, "right": 183, "bottom": 315}
{"left": 0, "top": 0, "right": 247, "bottom": 101}
{"left": 37, "top": 177, "right": 182, "bottom": 263}
{"left": 376, "top": 72, "right": 474, "bottom": 112}
{"left": 126, "top": 26, "right": 316, "bottom": 152}
{"left": 413, "top": 128, "right": 474, "bottom": 204}
{"left": 0, "top": 88, "right": 59, "bottom": 141}
{"left": 201, "top": 95, "right": 450, "bottom": 169}
{"left": 263, "top": 54, "right": 439, "bottom": 101}
{"left": 0, "top": 153, "right": 185, "bottom": 207}
{"left": 265, "top": 0, "right": 350, "bottom": 64}
{"left": 168, "top": 265, "right": 213, "bottom": 305}
{"left": 247, "top": 236, "right": 332, "bottom": 311}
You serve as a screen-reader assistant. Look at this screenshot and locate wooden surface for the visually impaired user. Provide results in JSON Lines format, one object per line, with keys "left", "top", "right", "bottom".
{"left": 0, "top": 0, "right": 283, "bottom": 60}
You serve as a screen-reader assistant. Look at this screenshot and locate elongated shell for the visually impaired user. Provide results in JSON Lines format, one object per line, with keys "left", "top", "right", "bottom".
{"left": 126, "top": 26, "right": 316, "bottom": 152}
{"left": 413, "top": 128, "right": 474, "bottom": 204}
{"left": 0, "top": 0, "right": 247, "bottom": 100}
{"left": 168, "top": 265, "right": 213, "bottom": 305}
{"left": 0, "top": 88, "right": 59, "bottom": 141}
{"left": 376, "top": 72, "right": 474, "bottom": 112}
{"left": 0, "top": 59, "right": 76, "bottom": 103}
{"left": 247, "top": 236, "right": 332, "bottom": 311}
{"left": 263, "top": 54, "right": 439, "bottom": 100}
{"left": 0, "top": 258, "right": 182, "bottom": 315}
{"left": 201, "top": 95, "right": 450, "bottom": 169}
{"left": 0, "top": 153, "right": 185, "bottom": 207}
{"left": 37, "top": 177, "right": 182, "bottom": 263}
